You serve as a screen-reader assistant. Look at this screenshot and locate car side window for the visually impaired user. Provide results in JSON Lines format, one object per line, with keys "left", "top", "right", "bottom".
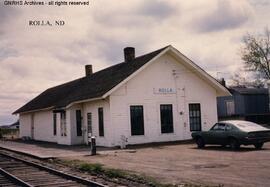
{"left": 211, "top": 123, "right": 225, "bottom": 131}
{"left": 225, "top": 124, "right": 232, "bottom": 131}
{"left": 219, "top": 123, "right": 226, "bottom": 131}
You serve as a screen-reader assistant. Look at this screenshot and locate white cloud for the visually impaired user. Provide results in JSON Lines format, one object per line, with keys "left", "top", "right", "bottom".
{"left": 0, "top": 0, "right": 269, "bottom": 124}
{"left": 190, "top": 0, "right": 253, "bottom": 32}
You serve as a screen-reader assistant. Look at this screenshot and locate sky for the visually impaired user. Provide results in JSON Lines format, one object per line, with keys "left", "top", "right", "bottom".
{"left": 0, "top": 0, "right": 269, "bottom": 125}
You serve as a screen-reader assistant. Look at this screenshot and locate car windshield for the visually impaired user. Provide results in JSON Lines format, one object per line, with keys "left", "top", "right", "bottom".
{"left": 233, "top": 121, "right": 268, "bottom": 132}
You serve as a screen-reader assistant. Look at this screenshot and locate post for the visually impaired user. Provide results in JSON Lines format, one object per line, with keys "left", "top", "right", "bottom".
{"left": 268, "top": 81, "right": 270, "bottom": 111}
{"left": 90, "top": 136, "right": 96, "bottom": 155}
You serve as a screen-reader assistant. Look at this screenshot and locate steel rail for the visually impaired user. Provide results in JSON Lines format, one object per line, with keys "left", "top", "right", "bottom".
{"left": 0, "top": 167, "right": 33, "bottom": 187}
{"left": 0, "top": 151, "right": 107, "bottom": 187}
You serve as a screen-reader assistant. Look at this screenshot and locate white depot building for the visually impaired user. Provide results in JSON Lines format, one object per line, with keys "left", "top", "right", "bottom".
{"left": 14, "top": 46, "right": 230, "bottom": 147}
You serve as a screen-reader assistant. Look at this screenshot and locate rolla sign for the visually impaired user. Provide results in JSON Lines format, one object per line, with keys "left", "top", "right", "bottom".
{"left": 153, "top": 88, "right": 176, "bottom": 94}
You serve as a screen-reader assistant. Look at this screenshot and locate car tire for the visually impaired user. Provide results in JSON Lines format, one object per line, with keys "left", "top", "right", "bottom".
{"left": 254, "top": 143, "right": 264, "bottom": 149}
{"left": 230, "top": 138, "right": 240, "bottom": 150}
{"left": 196, "top": 137, "right": 205, "bottom": 149}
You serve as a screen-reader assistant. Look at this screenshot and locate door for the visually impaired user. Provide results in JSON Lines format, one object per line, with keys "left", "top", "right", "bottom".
{"left": 30, "top": 114, "right": 34, "bottom": 139}
{"left": 86, "top": 113, "right": 92, "bottom": 144}
{"left": 207, "top": 123, "right": 227, "bottom": 144}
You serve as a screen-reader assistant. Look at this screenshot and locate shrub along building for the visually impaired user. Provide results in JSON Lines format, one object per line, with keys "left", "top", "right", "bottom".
{"left": 13, "top": 46, "right": 230, "bottom": 146}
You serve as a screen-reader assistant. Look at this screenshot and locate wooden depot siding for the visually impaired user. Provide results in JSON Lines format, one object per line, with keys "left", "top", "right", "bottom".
{"left": 18, "top": 46, "right": 229, "bottom": 146}
{"left": 109, "top": 53, "right": 218, "bottom": 146}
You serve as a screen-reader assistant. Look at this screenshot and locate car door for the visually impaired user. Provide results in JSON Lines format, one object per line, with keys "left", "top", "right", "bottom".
{"left": 207, "top": 123, "right": 227, "bottom": 144}
{"left": 224, "top": 123, "right": 235, "bottom": 139}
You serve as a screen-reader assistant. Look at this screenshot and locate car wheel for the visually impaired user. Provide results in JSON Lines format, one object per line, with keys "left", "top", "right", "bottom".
{"left": 230, "top": 138, "right": 240, "bottom": 150}
{"left": 196, "top": 137, "right": 205, "bottom": 149}
{"left": 254, "top": 143, "right": 264, "bottom": 149}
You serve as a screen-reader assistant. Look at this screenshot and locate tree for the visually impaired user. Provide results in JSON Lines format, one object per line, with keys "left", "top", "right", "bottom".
{"left": 241, "top": 27, "right": 270, "bottom": 80}
{"left": 231, "top": 71, "right": 264, "bottom": 88}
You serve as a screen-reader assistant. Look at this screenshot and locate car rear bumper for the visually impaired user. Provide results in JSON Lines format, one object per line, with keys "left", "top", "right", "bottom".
{"left": 241, "top": 137, "right": 270, "bottom": 145}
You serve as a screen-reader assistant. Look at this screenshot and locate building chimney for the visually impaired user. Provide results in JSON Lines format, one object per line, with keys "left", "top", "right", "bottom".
{"left": 85, "top": 65, "right": 93, "bottom": 76}
{"left": 220, "top": 78, "right": 226, "bottom": 87}
{"left": 124, "top": 47, "right": 135, "bottom": 62}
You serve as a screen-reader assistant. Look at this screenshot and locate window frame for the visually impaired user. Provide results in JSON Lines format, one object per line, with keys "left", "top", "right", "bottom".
{"left": 160, "top": 104, "right": 174, "bottom": 134}
{"left": 98, "top": 108, "right": 104, "bottom": 137}
{"left": 53, "top": 113, "right": 57, "bottom": 136}
{"left": 60, "top": 111, "right": 67, "bottom": 136}
{"left": 225, "top": 100, "right": 235, "bottom": 116}
{"left": 189, "top": 103, "right": 202, "bottom": 131}
{"left": 87, "top": 112, "right": 92, "bottom": 135}
{"left": 76, "top": 110, "right": 82, "bottom": 136}
{"left": 130, "top": 105, "right": 145, "bottom": 136}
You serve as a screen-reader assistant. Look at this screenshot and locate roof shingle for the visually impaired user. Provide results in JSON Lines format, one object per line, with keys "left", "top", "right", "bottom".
{"left": 14, "top": 46, "right": 168, "bottom": 114}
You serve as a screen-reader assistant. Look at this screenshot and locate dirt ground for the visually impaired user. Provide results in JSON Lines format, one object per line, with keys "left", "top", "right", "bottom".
{"left": 63, "top": 142, "right": 270, "bottom": 187}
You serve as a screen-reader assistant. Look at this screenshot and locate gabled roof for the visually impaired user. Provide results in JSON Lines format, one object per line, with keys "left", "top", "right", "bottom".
{"left": 230, "top": 87, "right": 268, "bottom": 95}
{"left": 14, "top": 45, "right": 230, "bottom": 114}
{"left": 9, "top": 121, "right": 19, "bottom": 128}
{"left": 13, "top": 46, "right": 167, "bottom": 114}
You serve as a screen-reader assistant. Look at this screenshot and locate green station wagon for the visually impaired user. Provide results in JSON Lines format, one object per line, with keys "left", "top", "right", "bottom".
{"left": 191, "top": 120, "right": 270, "bottom": 150}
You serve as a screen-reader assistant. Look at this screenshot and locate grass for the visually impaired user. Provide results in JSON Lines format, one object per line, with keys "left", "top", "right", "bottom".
{"left": 78, "top": 163, "right": 103, "bottom": 173}
{"left": 55, "top": 159, "right": 220, "bottom": 187}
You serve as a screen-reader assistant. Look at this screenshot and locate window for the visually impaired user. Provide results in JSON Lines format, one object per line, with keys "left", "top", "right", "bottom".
{"left": 130, "top": 106, "right": 144, "bottom": 135}
{"left": 98, "top": 108, "right": 104, "bottom": 137}
{"left": 160, "top": 104, "right": 174, "bottom": 133}
{"left": 226, "top": 100, "right": 235, "bottom": 115}
{"left": 76, "top": 110, "right": 82, "bottom": 136}
{"left": 60, "top": 111, "right": 67, "bottom": 136}
{"left": 53, "top": 113, "right": 57, "bottom": 136}
{"left": 211, "top": 123, "right": 226, "bottom": 131}
{"left": 87, "top": 113, "right": 92, "bottom": 135}
{"left": 189, "top": 103, "right": 201, "bottom": 131}
{"left": 225, "top": 124, "right": 233, "bottom": 131}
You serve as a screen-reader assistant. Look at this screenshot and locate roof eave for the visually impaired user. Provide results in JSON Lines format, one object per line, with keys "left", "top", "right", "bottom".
{"left": 13, "top": 106, "right": 55, "bottom": 115}
{"left": 168, "top": 46, "right": 232, "bottom": 97}
{"left": 14, "top": 97, "right": 105, "bottom": 114}
{"left": 66, "top": 97, "right": 104, "bottom": 109}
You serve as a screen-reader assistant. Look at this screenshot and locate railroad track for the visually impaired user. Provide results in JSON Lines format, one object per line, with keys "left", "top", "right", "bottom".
{"left": 0, "top": 151, "right": 106, "bottom": 187}
{"left": 0, "top": 171, "right": 22, "bottom": 187}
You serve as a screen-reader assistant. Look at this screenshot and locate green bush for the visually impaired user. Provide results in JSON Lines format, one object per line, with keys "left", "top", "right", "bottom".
{"left": 78, "top": 163, "right": 129, "bottom": 178}
{"left": 103, "top": 168, "right": 126, "bottom": 178}
{"left": 78, "top": 163, "right": 103, "bottom": 173}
